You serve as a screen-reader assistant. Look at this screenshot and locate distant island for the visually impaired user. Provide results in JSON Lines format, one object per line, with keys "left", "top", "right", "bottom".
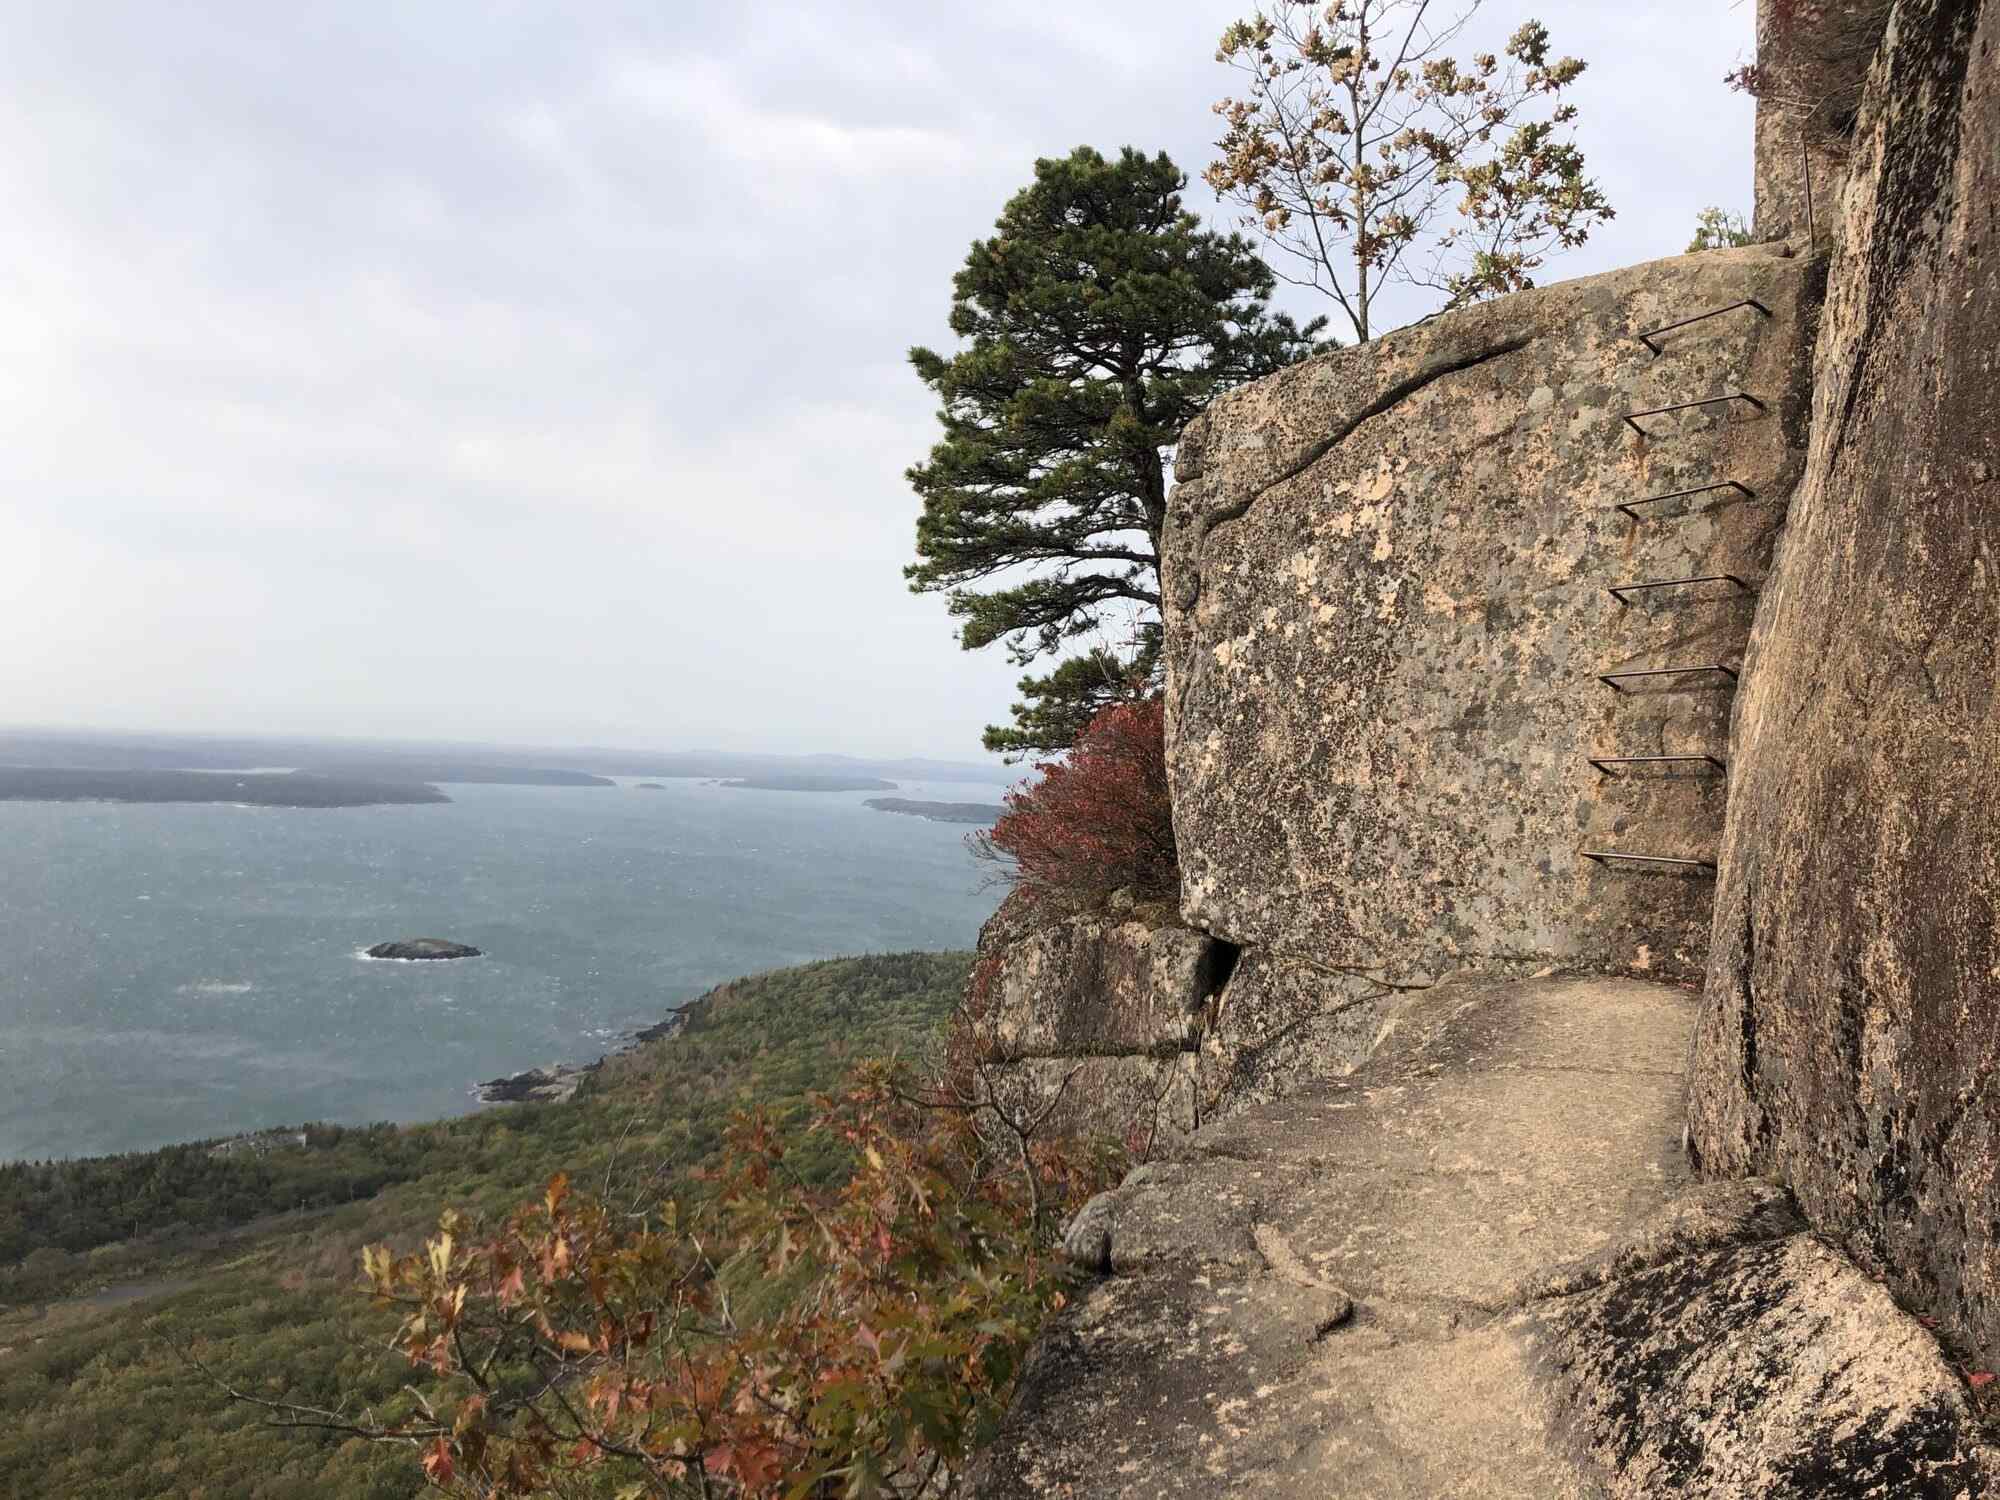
{"left": 633, "top": 782, "right": 666, "bottom": 790}
{"left": 864, "top": 797, "right": 1005, "bottom": 825}
{"left": 367, "top": 938, "right": 482, "bottom": 961}
{"left": 0, "top": 767, "right": 449, "bottom": 808}
{"left": 719, "top": 775, "right": 898, "bottom": 793}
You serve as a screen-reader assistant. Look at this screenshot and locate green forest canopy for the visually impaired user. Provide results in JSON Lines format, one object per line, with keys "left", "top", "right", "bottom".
{"left": 0, "top": 951, "right": 971, "bottom": 1500}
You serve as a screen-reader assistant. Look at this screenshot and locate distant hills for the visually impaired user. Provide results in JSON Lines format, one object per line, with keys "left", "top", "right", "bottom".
{"left": 0, "top": 729, "right": 1010, "bottom": 789}
{"left": 0, "top": 768, "right": 449, "bottom": 808}
{"left": 305, "top": 761, "right": 613, "bottom": 787}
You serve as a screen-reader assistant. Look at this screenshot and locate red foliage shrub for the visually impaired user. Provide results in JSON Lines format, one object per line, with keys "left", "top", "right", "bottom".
{"left": 974, "top": 698, "right": 1178, "bottom": 905}
{"left": 348, "top": 1065, "right": 1118, "bottom": 1497}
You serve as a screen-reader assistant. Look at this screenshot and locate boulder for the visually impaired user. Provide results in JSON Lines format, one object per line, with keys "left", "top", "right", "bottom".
{"left": 1163, "top": 244, "right": 1821, "bottom": 988}
{"left": 1687, "top": 0, "right": 2000, "bottom": 1370}
{"left": 963, "top": 892, "right": 1219, "bottom": 1151}
{"left": 1531, "top": 1231, "right": 2000, "bottom": 1497}
{"left": 1192, "top": 949, "right": 1407, "bottom": 1119}
{"left": 976, "top": 904, "right": 1213, "bottom": 1059}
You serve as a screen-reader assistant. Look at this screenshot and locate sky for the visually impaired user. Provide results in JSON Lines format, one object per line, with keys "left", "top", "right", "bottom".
{"left": 0, "top": 3, "right": 1757, "bottom": 761}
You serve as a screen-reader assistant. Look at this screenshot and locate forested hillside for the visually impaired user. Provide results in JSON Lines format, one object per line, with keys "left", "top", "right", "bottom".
{"left": 0, "top": 951, "right": 970, "bottom": 1500}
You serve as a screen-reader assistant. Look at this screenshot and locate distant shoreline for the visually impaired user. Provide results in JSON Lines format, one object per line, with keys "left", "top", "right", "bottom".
{"left": 0, "top": 767, "right": 448, "bottom": 808}
{"left": 717, "top": 774, "right": 898, "bottom": 793}
{"left": 864, "top": 796, "right": 1003, "bottom": 825}
{"left": 476, "top": 1000, "right": 704, "bottom": 1103}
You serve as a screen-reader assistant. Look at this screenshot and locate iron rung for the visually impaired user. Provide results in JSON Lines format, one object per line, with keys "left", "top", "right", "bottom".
{"left": 1635, "top": 299, "right": 1772, "bottom": 355}
{"left": 1588, "top": 754, "right": 1728, "bottom": 776}
{"left": 1607, "top": 574, "right": 1755, "bottom": 605}
{"left": 1615, "top": 480, "right": 1757, "bottom": 520}
{"left": 1623, "top": 392, "right": 1767, "bottom": 436}
{"left": 1581, "top": 850, "right": 1718, "bottom": 873}
{"left": 1597, "top": 663, "right": 1740, "bottom": 693}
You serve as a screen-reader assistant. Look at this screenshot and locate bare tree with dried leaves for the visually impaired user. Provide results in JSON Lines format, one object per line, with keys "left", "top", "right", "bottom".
{"left": 1207, "top": 1, "right": 1612, "bottom": 342}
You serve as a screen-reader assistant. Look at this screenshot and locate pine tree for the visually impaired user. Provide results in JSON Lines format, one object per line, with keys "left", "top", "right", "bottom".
{"left": 906, "top": 146, "right": 1322, "bottom": 756}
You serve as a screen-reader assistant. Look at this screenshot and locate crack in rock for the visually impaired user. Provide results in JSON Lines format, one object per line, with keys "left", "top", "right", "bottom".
{"left": 1178, "top": 334, "right": 1535, "bottom": 611}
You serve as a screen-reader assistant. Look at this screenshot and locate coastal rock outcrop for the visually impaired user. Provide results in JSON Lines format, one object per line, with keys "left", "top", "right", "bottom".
{"left": 366, "top": 938, "right": 482, "bottom": 961}
{"left": 963, "top": 6, "right": 2000, "bottom": 1488}
{"left": 478, "top": 1063, "right": 593, "bottom": 1104}
{"left": 1687, "top": 0, "right": 2000, "bottom": 1371}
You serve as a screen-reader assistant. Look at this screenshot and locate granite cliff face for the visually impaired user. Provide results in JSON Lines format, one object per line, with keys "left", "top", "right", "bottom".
{"left": 1687, "top": 0, "right": 2000, "bottom": 1369}
{"left": 1165, "top": 245, "right": 1816, "bottom": 1003}
{"left": 961, "top": 2, "right": 2000, "bottom": 1490}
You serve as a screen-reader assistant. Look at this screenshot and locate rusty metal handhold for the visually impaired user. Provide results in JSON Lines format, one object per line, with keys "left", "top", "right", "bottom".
{"left": 1623, "top": 392, "right": 1768, "bottom": 436}
{"left": 1615, "top": 480, "right": 1758, "bottom": 520}
{"left": 1606, "top": 574, "right": 1756, "bottom": 606}
{"left": 1596, "top": 664, "right": 1741, "bottom": 693}
{"left": 1580, "top": 850, "right": 1718, "bottom": 874}
{"left": 1587, "top": 754, "right": 1728, "bottom": 776}
{"left": 1634, "top": 298, "right": 1773, "bottom": 355}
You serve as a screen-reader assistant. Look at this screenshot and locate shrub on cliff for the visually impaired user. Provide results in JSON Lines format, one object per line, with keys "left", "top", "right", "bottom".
{"left": 273, "top": 1064, "right": 1113, "bottom": 1498}
{"left": 973, "top": 697, "right": 1178, "bottom": 906}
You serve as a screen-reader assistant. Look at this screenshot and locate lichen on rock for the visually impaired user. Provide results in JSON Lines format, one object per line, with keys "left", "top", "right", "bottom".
{"left": 1687, "top": 0, "right": 2000, "bottom": 1378}
{"left": 1164, "top": 245, "right": 1821, "bottom": 993}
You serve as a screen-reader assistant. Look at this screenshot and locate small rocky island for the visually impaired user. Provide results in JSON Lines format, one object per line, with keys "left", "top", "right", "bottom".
{"left": 366, "top": 937, "right": 482, "bottom": 961}
{"left": 864, "top": 797, "right": 1005, "bottom": 825}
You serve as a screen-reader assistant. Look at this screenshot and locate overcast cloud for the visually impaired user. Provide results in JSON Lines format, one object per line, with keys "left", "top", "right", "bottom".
{"left": 0, "top": 3, "right": 1755, "bottom": 760}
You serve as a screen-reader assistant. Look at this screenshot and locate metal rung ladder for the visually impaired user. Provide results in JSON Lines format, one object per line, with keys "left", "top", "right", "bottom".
{"left": 1623, "top": 392, "right": 1767, "bottom": 437}
{"left": 1587, "top": 754, "right": 1728, "bottom": 777}
{"left": 1614, "top": 480, "right": 1758, "bottom": 521}
{"left": 1633, "top": 299, "right": 1772, "bottom": 355}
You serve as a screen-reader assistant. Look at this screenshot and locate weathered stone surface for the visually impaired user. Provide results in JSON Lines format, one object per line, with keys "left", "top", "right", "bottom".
{"left": 1514, "top": 1176, "right": 1806, "bottom": 1302}
{"left": 1529, "top": 1233, "right": 2000, "bottom": 1497}
{"left": 1192, "top": 949, "right": 1403, "bottom": 1118}
{"left": 1164, "top": 245, "right": 1821, "bottom": 989}
{"left": 1686, "top": 0, "right": 2000, "bottom": 1370}
{"left": 987, "top": 1052, "right": 1200, "bottom": 1157}
{"left": 978, "top": 907, "right": 1210, "bottom": 1060}
{"left": 972, "top": 977, "right": 1679, "bottom": 1496}
{"left": 961, "top": 893, "right": 1215, "bottom": 1150}
{"left": 1752, "top": 0, "right": 1890, "bottom": 246}
{"left": 971, "top": 975, "right": 1996, "bottom": 1498}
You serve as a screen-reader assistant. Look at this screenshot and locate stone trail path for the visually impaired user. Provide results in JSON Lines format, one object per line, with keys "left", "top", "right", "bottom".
{"left": 969, "top": 976, "right": 1999, "bottom": 1498}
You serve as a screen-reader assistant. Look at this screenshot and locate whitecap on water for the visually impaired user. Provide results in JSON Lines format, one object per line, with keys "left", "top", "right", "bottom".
{"left": 176, "top": 980, "right": 256, "bottom": 995}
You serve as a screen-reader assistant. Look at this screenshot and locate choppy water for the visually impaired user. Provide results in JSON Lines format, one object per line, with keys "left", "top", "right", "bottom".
{"left": 0, "top": 777, "right": 1006, "bottom": 1161}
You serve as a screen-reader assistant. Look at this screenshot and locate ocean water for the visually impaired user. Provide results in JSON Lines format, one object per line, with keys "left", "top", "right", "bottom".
{"left": 0, "top": 778, "right": 1007, "bottom": 1162}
